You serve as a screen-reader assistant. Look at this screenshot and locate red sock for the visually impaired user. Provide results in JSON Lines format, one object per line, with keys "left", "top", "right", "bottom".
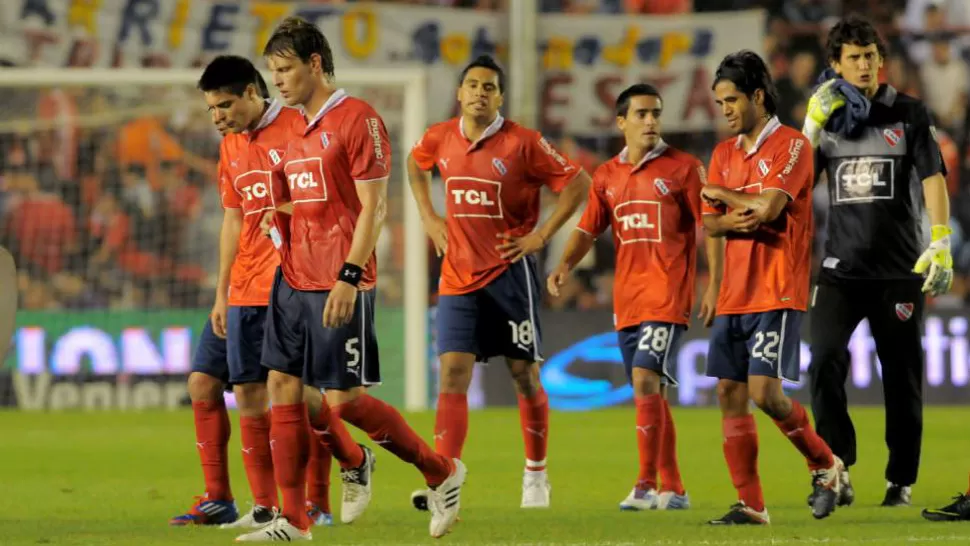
{"left": 306, "top": 422, "right": 332, "bottom": 513}
{"left": 192, "top": 400, "right": 232, "bottom": 501}
{"left": 270, "top": 403, "right": 310, "bottom": 531}
{"left": 658, "top": 399, "right": 685, "bottom": 495}
{"left": 722, "top": 415, "right": 764, "bottom": 512}
{"left": 434, "top": 393, "right": 468, "bottom": 459}
{"left": 773, "top": 400, "right": 834, "bottom": 471}
{"left": 518, "top": 389, "right": 549, "bottom": 471}
{"left": 239, "top": 413, "right": 277, "bottom": 508}
{"left": 338, "top": 393, "right": 453, "bottom": 486}
{"left": 634, "top": 394, "right": 663, "bottom": 490}
{"left": 310, "top": 402, "right": 364, "bottom": 470}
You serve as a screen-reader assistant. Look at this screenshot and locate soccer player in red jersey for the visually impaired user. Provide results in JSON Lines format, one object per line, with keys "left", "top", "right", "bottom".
{"left": 407, "top": 55, "right": 589, "bottom": 510}
{"left": 548, "top": 83, "right": 719, "bottom": 512}
{"left": 700, "top": 51, "right": 843, "bottom": 525}
{"left": 173, "top": 56, "right": 335, "bottom": 530}
{"left": 235, "top": 18, "right": 464, "bottom": 542}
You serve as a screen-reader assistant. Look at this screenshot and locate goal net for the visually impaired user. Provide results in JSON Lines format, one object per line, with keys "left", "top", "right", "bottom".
{"left": 0, "top": 67, "right": 431, "bottom": 412}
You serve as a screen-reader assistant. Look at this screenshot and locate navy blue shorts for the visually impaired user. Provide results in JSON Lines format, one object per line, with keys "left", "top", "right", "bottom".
{"left": 192, "top": 318, "right": 229, "bottom": 384}
{"left": 436, "top": 257, "right": 543, "bottom": 362}
{"left": 261, "top": 268, "right": 381, "bottom": 390}
{"left": 227, "top": 306, "right": 269, "bottom": 385}
{"left": 192, "top": 306, "right": 270, "bottom": 386}
{"left": 617, "top": 321, "right": 686, "bottom": 386}
{"left": 705, "top": 310, "right": 803, "bottom": 383}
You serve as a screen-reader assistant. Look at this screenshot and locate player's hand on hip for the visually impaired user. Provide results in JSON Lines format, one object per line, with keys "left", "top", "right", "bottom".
{"left": 496, "top": 232, "right": 545, "bottom": 263}
{"left": 210, "top": 296, "right": 229, "bottom": 339}
{"left": 547, "top": 263, "right": 571, "bottom": 297}
{"left": 725, "top": 208, "right": 760, "bottom": 233}
{"left": 260, "top": 210, "right": 276, "bottom": 237}
{"left": 913, "top": 224, "right": 954, "bottom": 296}
{"left": 697, "top": 283, "right": 718, "bottom": 327}
{"left": 323, "top": 281, "right": 358, "bottom": 328}
{"left": 422, "top": 213, "right": 448, "bottom": 257}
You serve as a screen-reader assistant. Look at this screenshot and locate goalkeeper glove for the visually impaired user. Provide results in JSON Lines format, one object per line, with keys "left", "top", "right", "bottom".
{"left": 912, "top": 224, "right": 954, "bottom": 296}
{"left": 802, "top": 80, "right": 846, "bottom": 146}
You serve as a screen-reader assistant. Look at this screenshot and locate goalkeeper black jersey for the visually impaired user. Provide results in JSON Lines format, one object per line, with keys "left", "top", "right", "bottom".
{"left": 815, "top": 84, "right": 946, "bottom": 280}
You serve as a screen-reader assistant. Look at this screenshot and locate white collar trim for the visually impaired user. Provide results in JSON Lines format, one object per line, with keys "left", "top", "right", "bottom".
{"left": 248, "top": 99, "right": 283, "bottom": 134}
{"left": 736, "top": 116, "right": 781, "bottom": 157}
{"left": 460, "top": 114, "right": 504, "bottom": 150}
{"left": 304, "top": 89, "right": 348, "bottom": 130}
{"left": 618, "top": 140, "right": 668, "bottom": 170}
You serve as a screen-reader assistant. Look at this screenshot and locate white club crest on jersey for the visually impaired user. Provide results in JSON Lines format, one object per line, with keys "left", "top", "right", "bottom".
{"left": 320, "top": 132, "right": 331, "bottom": 148}
{"left": 491, "top": 157, "right": 507, "bottom": 177}
{"left": 653, "top": 178, "right": 670, "bottom": 196}
{"left": 757, "top": 159, "right": 771, "bottom": 177}
{"left": 268, "top": 149, "right": 284, "bottom": 166}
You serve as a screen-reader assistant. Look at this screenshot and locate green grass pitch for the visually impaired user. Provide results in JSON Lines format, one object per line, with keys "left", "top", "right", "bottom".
{"left": 2, "top": 406, "right": 969, "bottom": 545}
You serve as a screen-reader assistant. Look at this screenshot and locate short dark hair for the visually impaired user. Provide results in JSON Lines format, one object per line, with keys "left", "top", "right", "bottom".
{"left": 712, "top": 50, "right": 778, "bottom": 115}
{"left": 615, "top": 84, "right": 662, "bottom": 117}
{"left": 198, "top": 55, "right": 268, "bottom": 98}
{"left": 263, "top": 16, "right": 335, "bottom": 78}
{"left": 459, "top": 55, "right": 505, "bottom": 93}
{"left": 826, "top": 15, "right": 887, "bottom": 63}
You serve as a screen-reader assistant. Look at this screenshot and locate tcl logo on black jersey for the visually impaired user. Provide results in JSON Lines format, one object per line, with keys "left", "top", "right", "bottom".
{"left": 834, "top": 157, "right": 894, "bottom": 204}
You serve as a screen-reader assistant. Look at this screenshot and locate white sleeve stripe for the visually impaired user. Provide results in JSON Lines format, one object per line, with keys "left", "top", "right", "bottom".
{"left": 354, "top": 176, "right": 390, "bottom": 184}
{"left": 575, "top": 227, "right": 593, "bottom": 235}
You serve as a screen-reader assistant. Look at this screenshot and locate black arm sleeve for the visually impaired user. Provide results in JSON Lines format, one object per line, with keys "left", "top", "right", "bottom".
{"left": 813, "top": 145, "right": 824, "bottom": 187}
{"left": 909, "top": 103, "right": 947, "bottom": 180}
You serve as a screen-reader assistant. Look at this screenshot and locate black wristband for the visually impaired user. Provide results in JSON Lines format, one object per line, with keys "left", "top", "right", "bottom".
{"left": 339, "top": 263, "right": 363, "bottom": 287}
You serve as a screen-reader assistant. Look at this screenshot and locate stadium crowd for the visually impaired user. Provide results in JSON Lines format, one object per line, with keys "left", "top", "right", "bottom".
{"left": 1, "top": 0, "right": 969, "bottom": 311}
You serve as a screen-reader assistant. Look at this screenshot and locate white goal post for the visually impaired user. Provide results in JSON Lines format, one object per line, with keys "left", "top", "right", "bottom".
{"left": 0, "top": 67, "right": 431, "bottom": 412}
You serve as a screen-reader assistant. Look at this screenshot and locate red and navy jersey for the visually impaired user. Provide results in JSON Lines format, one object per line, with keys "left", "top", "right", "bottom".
{"left": 269, "top": 90, "right": 391, "bottom": 292}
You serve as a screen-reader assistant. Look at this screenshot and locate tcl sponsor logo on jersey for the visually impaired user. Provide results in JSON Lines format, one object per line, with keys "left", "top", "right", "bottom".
{"left": 284, "top": 158, "right": 328, "bottom": 203}
{"left": 235, "top": 171, "right": 273, "bottom": 213}
{"left": 834, "top": 157, "right": 894, "bottom": 204}
{"left": 613, "top": 201, "right": 662, "bottom": 244}
{"left": 446, "top": 177, "right": 503, "bottom": 218}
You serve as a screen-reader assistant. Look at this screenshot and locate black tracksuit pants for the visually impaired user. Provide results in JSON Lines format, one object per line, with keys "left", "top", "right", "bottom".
{"left": 809, "top": 269, "right": 925, "bottom": 486}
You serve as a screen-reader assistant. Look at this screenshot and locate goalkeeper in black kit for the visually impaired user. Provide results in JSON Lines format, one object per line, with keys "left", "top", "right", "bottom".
{"left": 801, "top": 16, "right": 956, "bottom": 511}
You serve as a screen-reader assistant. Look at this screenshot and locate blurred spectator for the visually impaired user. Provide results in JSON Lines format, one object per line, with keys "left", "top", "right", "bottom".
{"left": 903, "top": 0, "right": 970, "bottom": 57}
{"left": 919, "top": 32, "right": 969, "bottom": 134}
{"left": 621, "top": 0, "right": 691, "bottom": 13}
{"left": 782, "top": 0, "right": 839, "bottom": 25}
{"left": 2, "top": 153, "right": 77, "bottom": 277}
{"left": 885, "top": 54, "right": 924, "bottom": 97}
{"left": 776, "top": 49, "right": 819, "bottom": 127}
{"left": 905, "top": 2, "right": 949, "bottom": 64}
